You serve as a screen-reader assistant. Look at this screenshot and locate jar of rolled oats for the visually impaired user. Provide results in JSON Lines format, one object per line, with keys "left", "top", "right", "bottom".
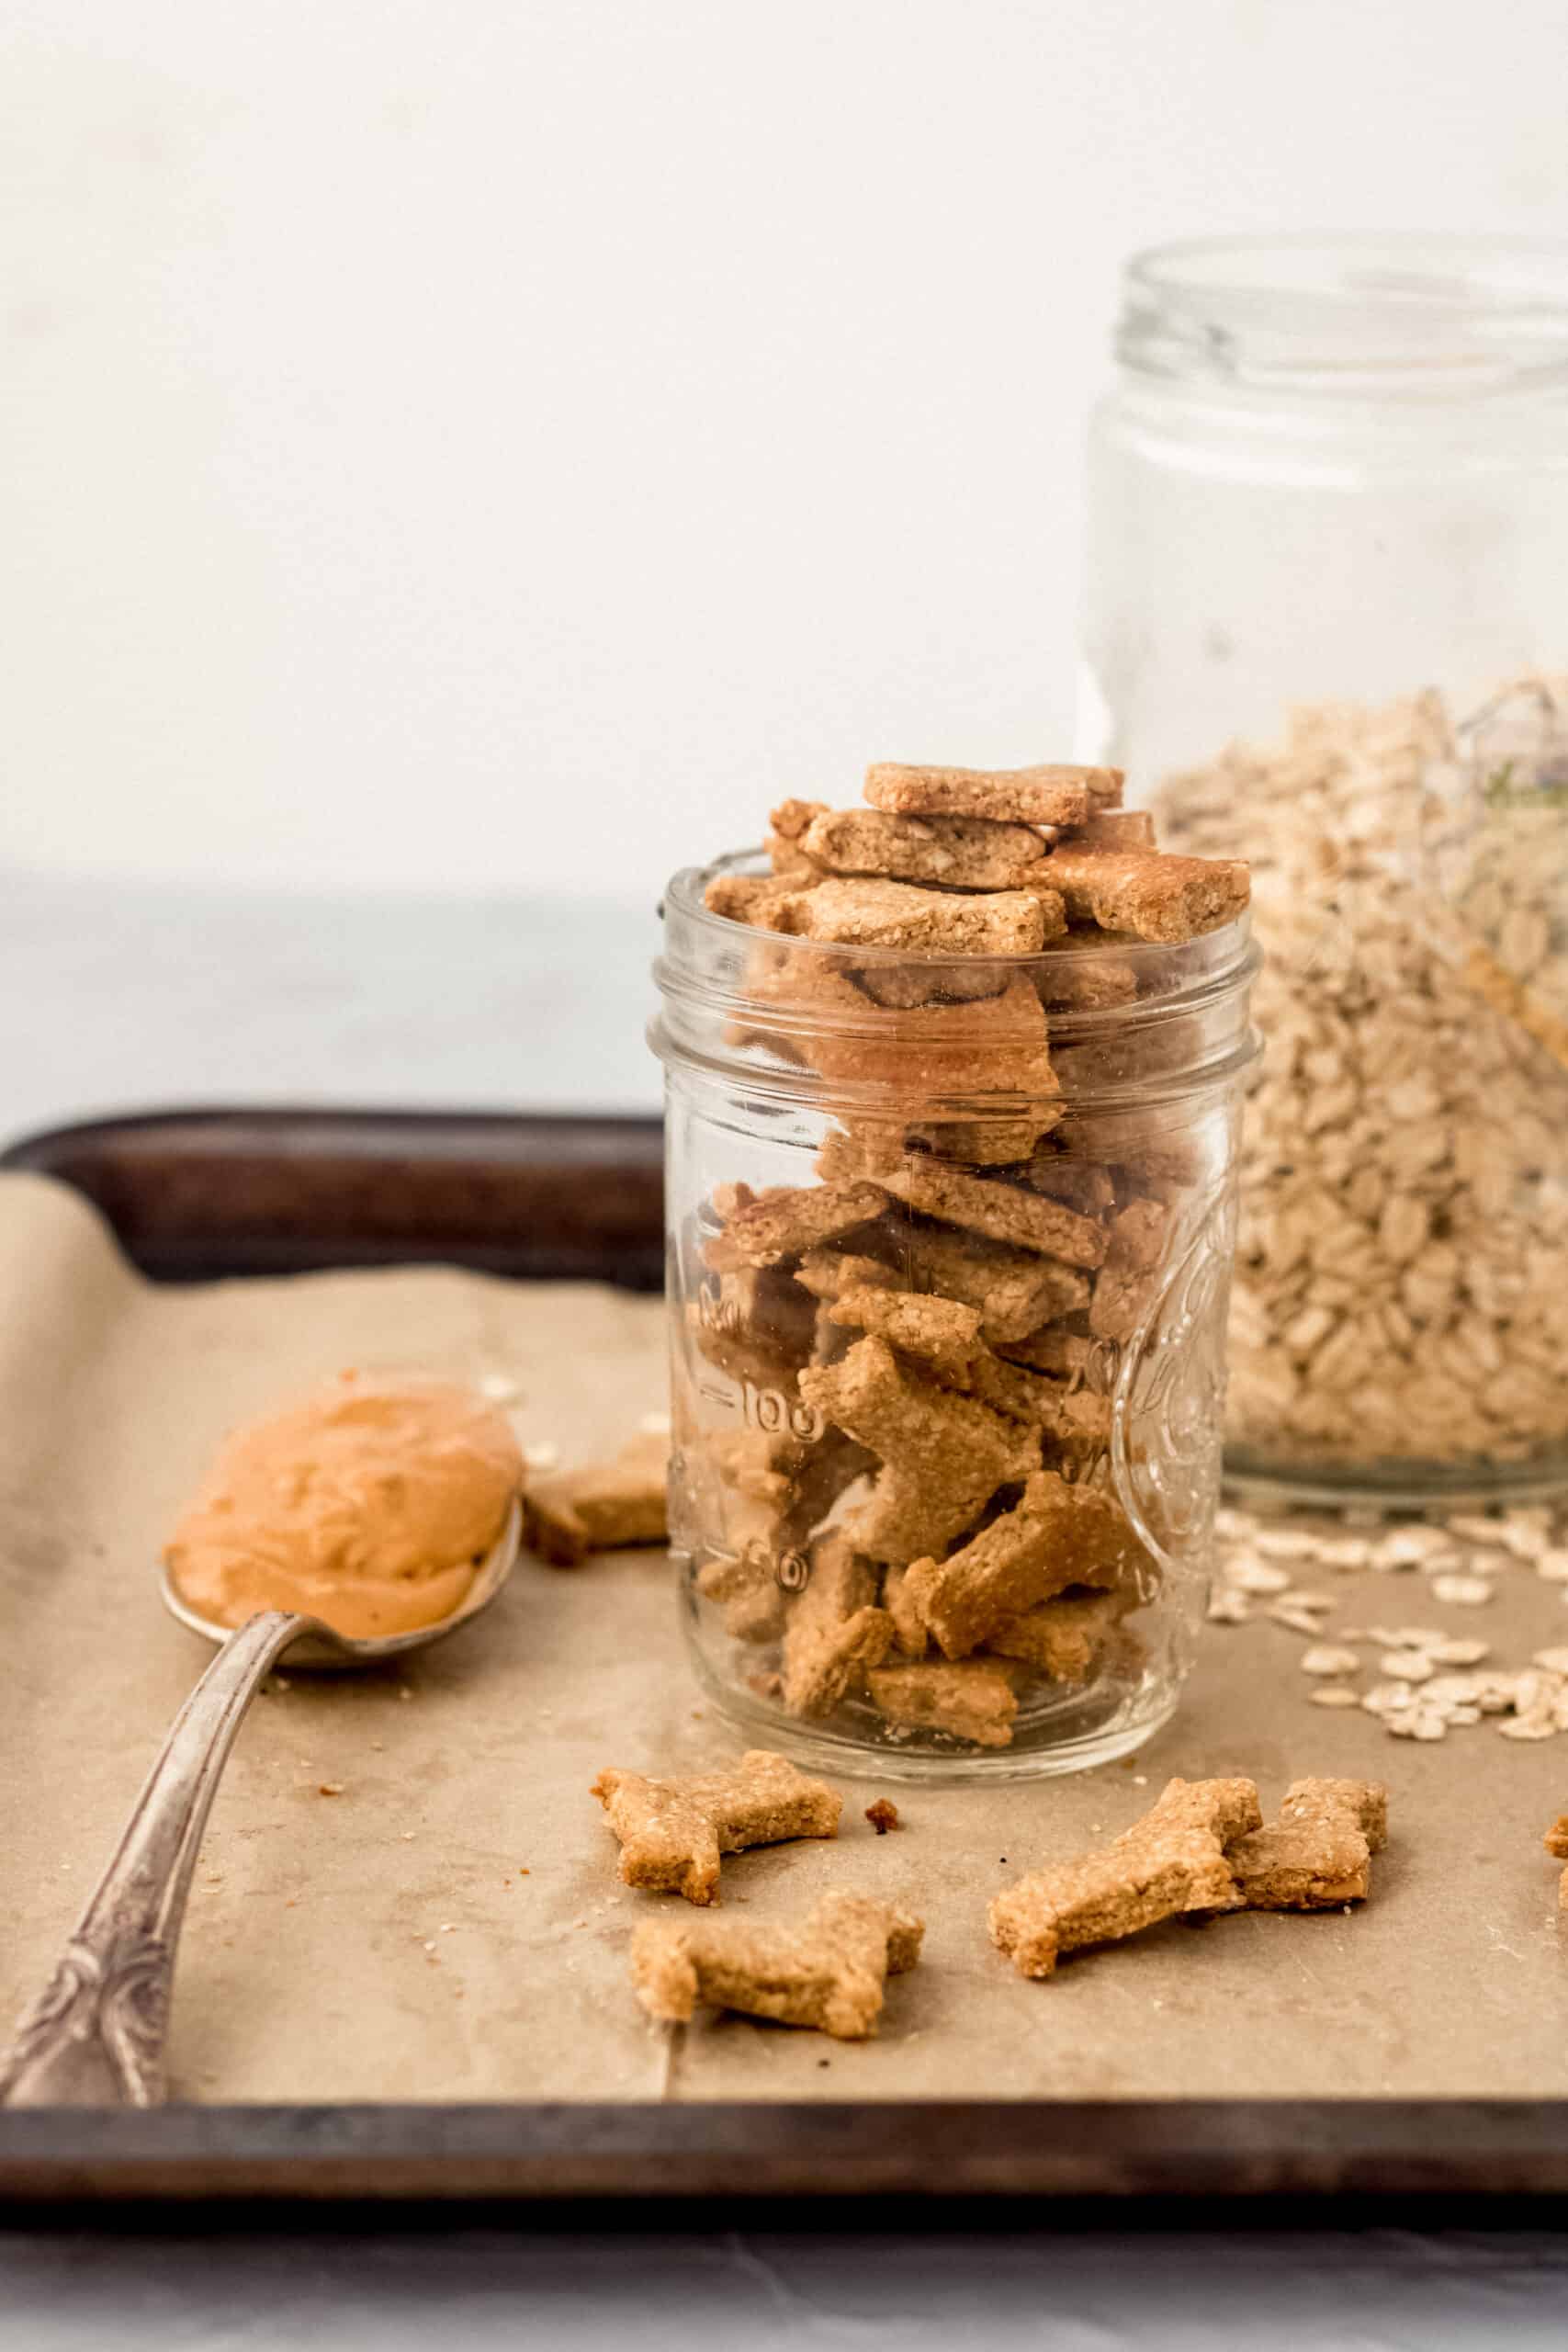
{"left": 1082, "top": 235, "right": 1568, "bottom": 1500}
{"left": 651, "top": 853, "right": 1259, "bottom": 1778}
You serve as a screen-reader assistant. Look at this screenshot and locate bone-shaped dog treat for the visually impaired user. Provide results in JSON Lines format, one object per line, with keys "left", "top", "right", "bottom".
{"left": 695, "top": 1548, "right": 787, "bottom": 1645}
{"left": 1065, "top": 809, "right": 1156, "bottom": 852}
{"left": 881, "top": 1563, "right": 930, "bottom": 1658}
{"left": 798, "top": 1337, "right": 1039, "bottom": 1565}
{"left": 866, "top": 1658, "right": 1022, "bottom": 1748}
{"left": 864, "top": 761, "right": 1122, "bottom": 827}
{"left": 765, "top": 797, "right": 830, "bottom": 884}
{"left": 1089, "top": 1198, "right": 1170, "bottom": 1345}
{"left": 743, "top": 964, "right": 1061, "bottom": 1105}
{"left": 802, "top": 807, "right": 1050, "bottom": 890}
{"left": 984, "top": 1586, "right": 1130, "bottom": 1680}
{"left": 895, "top": 1227, "right": 1092, "bottom": 1343}
{"left": 959, "top": 1351, "right": 1105, "bottom": 1451}
{"left": 905, "top": 1470, "right": 1152, "bottom": 1659}
{"left": 691, "top": 1265, "right": 822, "bottom": 1397}
{"left": 525, "top": 1430, "right": 669, "bottom": 1567}
{"left": 988, "top": 1777, "right": 1263, "bottom": 1977}
{"left": 995, "top": 1327, "right": 1094, "bottom": 1380}
{"left": 794, "top": 1248, "right": 902, "bottom": 1304}
{"left": 781, "top": 1532, "right": 895, "bottom": 1719}
{"left": 705, "top": 871, "right": 808, "bottom": 927}
{"left": 1037, "top": 845, "right": 1249, "bottom": 944}
{"left": 1225, "top": 1778, "right": 1389, "bottom": 1911}
{"left": 826, "top": 1283, "right": 986, "bottom": 1382}
{"left": 705, "top": 1180, "right": 887, "bottom": 1272}
{"left": 772, "top": 876, "right": 1054, "bottom": 956}
{"left": 880, "top": 1156, "right": 1108, "bottom": 1268}
{"left": 629, "top": 1891, "right": 925, "bottom": 2038}
{"left": 592, "top": 1750, "right": 843, "bottom": 1905}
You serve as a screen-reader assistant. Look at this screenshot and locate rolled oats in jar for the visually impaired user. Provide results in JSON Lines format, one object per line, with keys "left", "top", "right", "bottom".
{"left": 1082, "top": 235, "right": 1568, "bottom": 1499}
{"left": 649, "top": 763, "right": 1259, "bottom": 1778}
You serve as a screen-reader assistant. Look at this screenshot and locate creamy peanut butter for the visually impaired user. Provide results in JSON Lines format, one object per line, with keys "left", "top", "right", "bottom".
{"left": 164, "top": 1379, "right": 524, "bottom": 1638}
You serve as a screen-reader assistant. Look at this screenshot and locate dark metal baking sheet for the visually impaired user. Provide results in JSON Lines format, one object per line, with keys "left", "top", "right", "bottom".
{"left": 2, "top": 1108, "right": 1564, "bottom": 2215}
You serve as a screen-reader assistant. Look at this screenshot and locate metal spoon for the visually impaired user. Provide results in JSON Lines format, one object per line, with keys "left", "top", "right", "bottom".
{"left": 0, "top": 1495, "right": 523, "bottom": 2108}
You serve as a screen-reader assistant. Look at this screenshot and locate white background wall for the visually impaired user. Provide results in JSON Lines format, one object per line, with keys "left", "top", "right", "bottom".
{"left": 4, "top": 0, "right": 1568, "bottom": 902}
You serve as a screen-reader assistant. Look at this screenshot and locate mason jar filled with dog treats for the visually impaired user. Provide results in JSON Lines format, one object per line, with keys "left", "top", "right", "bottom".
{"left": 1084, "top": 234, "right": 1568, "bottom": 1501}
{"left": 650, "top": 758, "right": 1259, "bottom": 1777}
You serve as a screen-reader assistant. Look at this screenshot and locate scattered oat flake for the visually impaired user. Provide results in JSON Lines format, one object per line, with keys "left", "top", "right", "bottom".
{"left": 1310, "top": 1686, "right": 1360, "bottom": 1709}
{"left": 524, "top": 1440, "right": 561, "bottom": 1471}
{"left": 639, "top": 1410, "right": 672, "bottom": 1436}
{"left": 1538, "top": 1551, "right": 1568, "bottom": 1583}
{"left": 318, "top": 1782, "right": 344, "bottom": 1796}
{"left": 1227, "top": 1557, "right": 1292, "bottom": 1594}
{"left": 479, "top": 1373, "right": 522, "bottom": 1403}
{"left": 1432, "top": 1575, "right": 1494, "bottom": 1606}
{"left": 1449, "top": 1516, "right": 1510, "bottom": 1549}
{"left": 1427, "top": 1638, "right": 1491, "bottom": 1667}
{"left": 1207, "top": 1589, "right": 1251, "bottom": 1624}
{"left": 1253, "top": 1530, "right": 1323, "bottom": 1562}
{"left": 1374, "top": 1526, "right": 1452, "bottom": 1568}
{"left": 1534, "top": 1647, "right": 1568, "bottom": 1675}
{"left": 1301, "top": 1645, "right": 1360, "bottom": 1677}
{"left": 1500, "top": 1716, "right": 1557, "bottom": 1742}
{"left": 1269, "top": 1602, "right": 1334, "bottom": 1634}
{"left": 1383, "top": 1652, "right": 1436, "bottom": 1683}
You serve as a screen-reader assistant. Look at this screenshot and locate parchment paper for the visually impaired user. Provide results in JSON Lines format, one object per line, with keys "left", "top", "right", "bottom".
{"left": 3, "top": 1169, "right": 1566, "bottom": 2107}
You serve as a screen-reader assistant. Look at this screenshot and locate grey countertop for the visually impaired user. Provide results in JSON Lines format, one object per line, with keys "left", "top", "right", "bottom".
{"left": 5, "top": 865, "right": 1567, "bottom": 2349}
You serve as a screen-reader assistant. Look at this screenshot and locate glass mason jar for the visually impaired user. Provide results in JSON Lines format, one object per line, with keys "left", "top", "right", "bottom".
{"left": 1081, "top": 235, "right": 1568, "bottom": 1503}
{"left": 650, "top": 854, "right": 1260, "bottom": 1780}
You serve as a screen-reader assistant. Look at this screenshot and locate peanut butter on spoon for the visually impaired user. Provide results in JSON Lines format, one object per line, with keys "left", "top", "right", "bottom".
{"left": 164, "top": 1378, "right": 525, "bottom": 1640}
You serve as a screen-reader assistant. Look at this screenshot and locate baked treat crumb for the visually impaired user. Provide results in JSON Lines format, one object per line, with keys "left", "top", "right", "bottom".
{"left": 864, "top": 1798, "right": 901, "bottom": 1834}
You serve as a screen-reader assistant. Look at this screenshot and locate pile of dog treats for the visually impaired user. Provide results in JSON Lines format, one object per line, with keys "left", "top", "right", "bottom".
{"left": 686, "top": 760, "right": 1250, "bottom": 1749}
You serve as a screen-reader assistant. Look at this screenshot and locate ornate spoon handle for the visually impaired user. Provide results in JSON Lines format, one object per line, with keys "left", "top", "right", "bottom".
{"left": 0, "top": 1610, "right": 304, "bottom": 2107}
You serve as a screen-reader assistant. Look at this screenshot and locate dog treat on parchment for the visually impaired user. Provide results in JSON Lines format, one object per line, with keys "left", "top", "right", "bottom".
{"left": 801, "top": 806, "right": 1051, "bottom": 890}
{"left": 798, "top": 1337, "right": 1039, "bottom": 1565}
{"left": 525, "top": 1430, "right": 668, "bottom": 1567}
{"left": 629, "top": 1891, "right": 924, "bottom": 2038}
{"left": 988, "top": 1777, "right": 1263, "bottom": 1978}
{"left": 1224, "top": 1778, "right": 1388, "bottom": 1911}
{"left": 591, "top": 1750, "right": 842, "bottom": 1905}
{"left": 865, "top": 1658, "right": 1023, "bottom": 1748}
{"left": 902, "top": 1471, "right": 1152, "bottom": 1659}
{"left": 864, "top": 760, "right": 1122, "bottom": 827}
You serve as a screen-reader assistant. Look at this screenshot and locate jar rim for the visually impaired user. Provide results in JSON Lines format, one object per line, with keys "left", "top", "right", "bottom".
{"left": 665, "top": 848, "right": 1255, "bottom": 983}
{"left": 652, "top": 850, "right": 1261, "bottom": 1114}
{"left": 1118, "top": 233, "right": 1568, "bottom": 398}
